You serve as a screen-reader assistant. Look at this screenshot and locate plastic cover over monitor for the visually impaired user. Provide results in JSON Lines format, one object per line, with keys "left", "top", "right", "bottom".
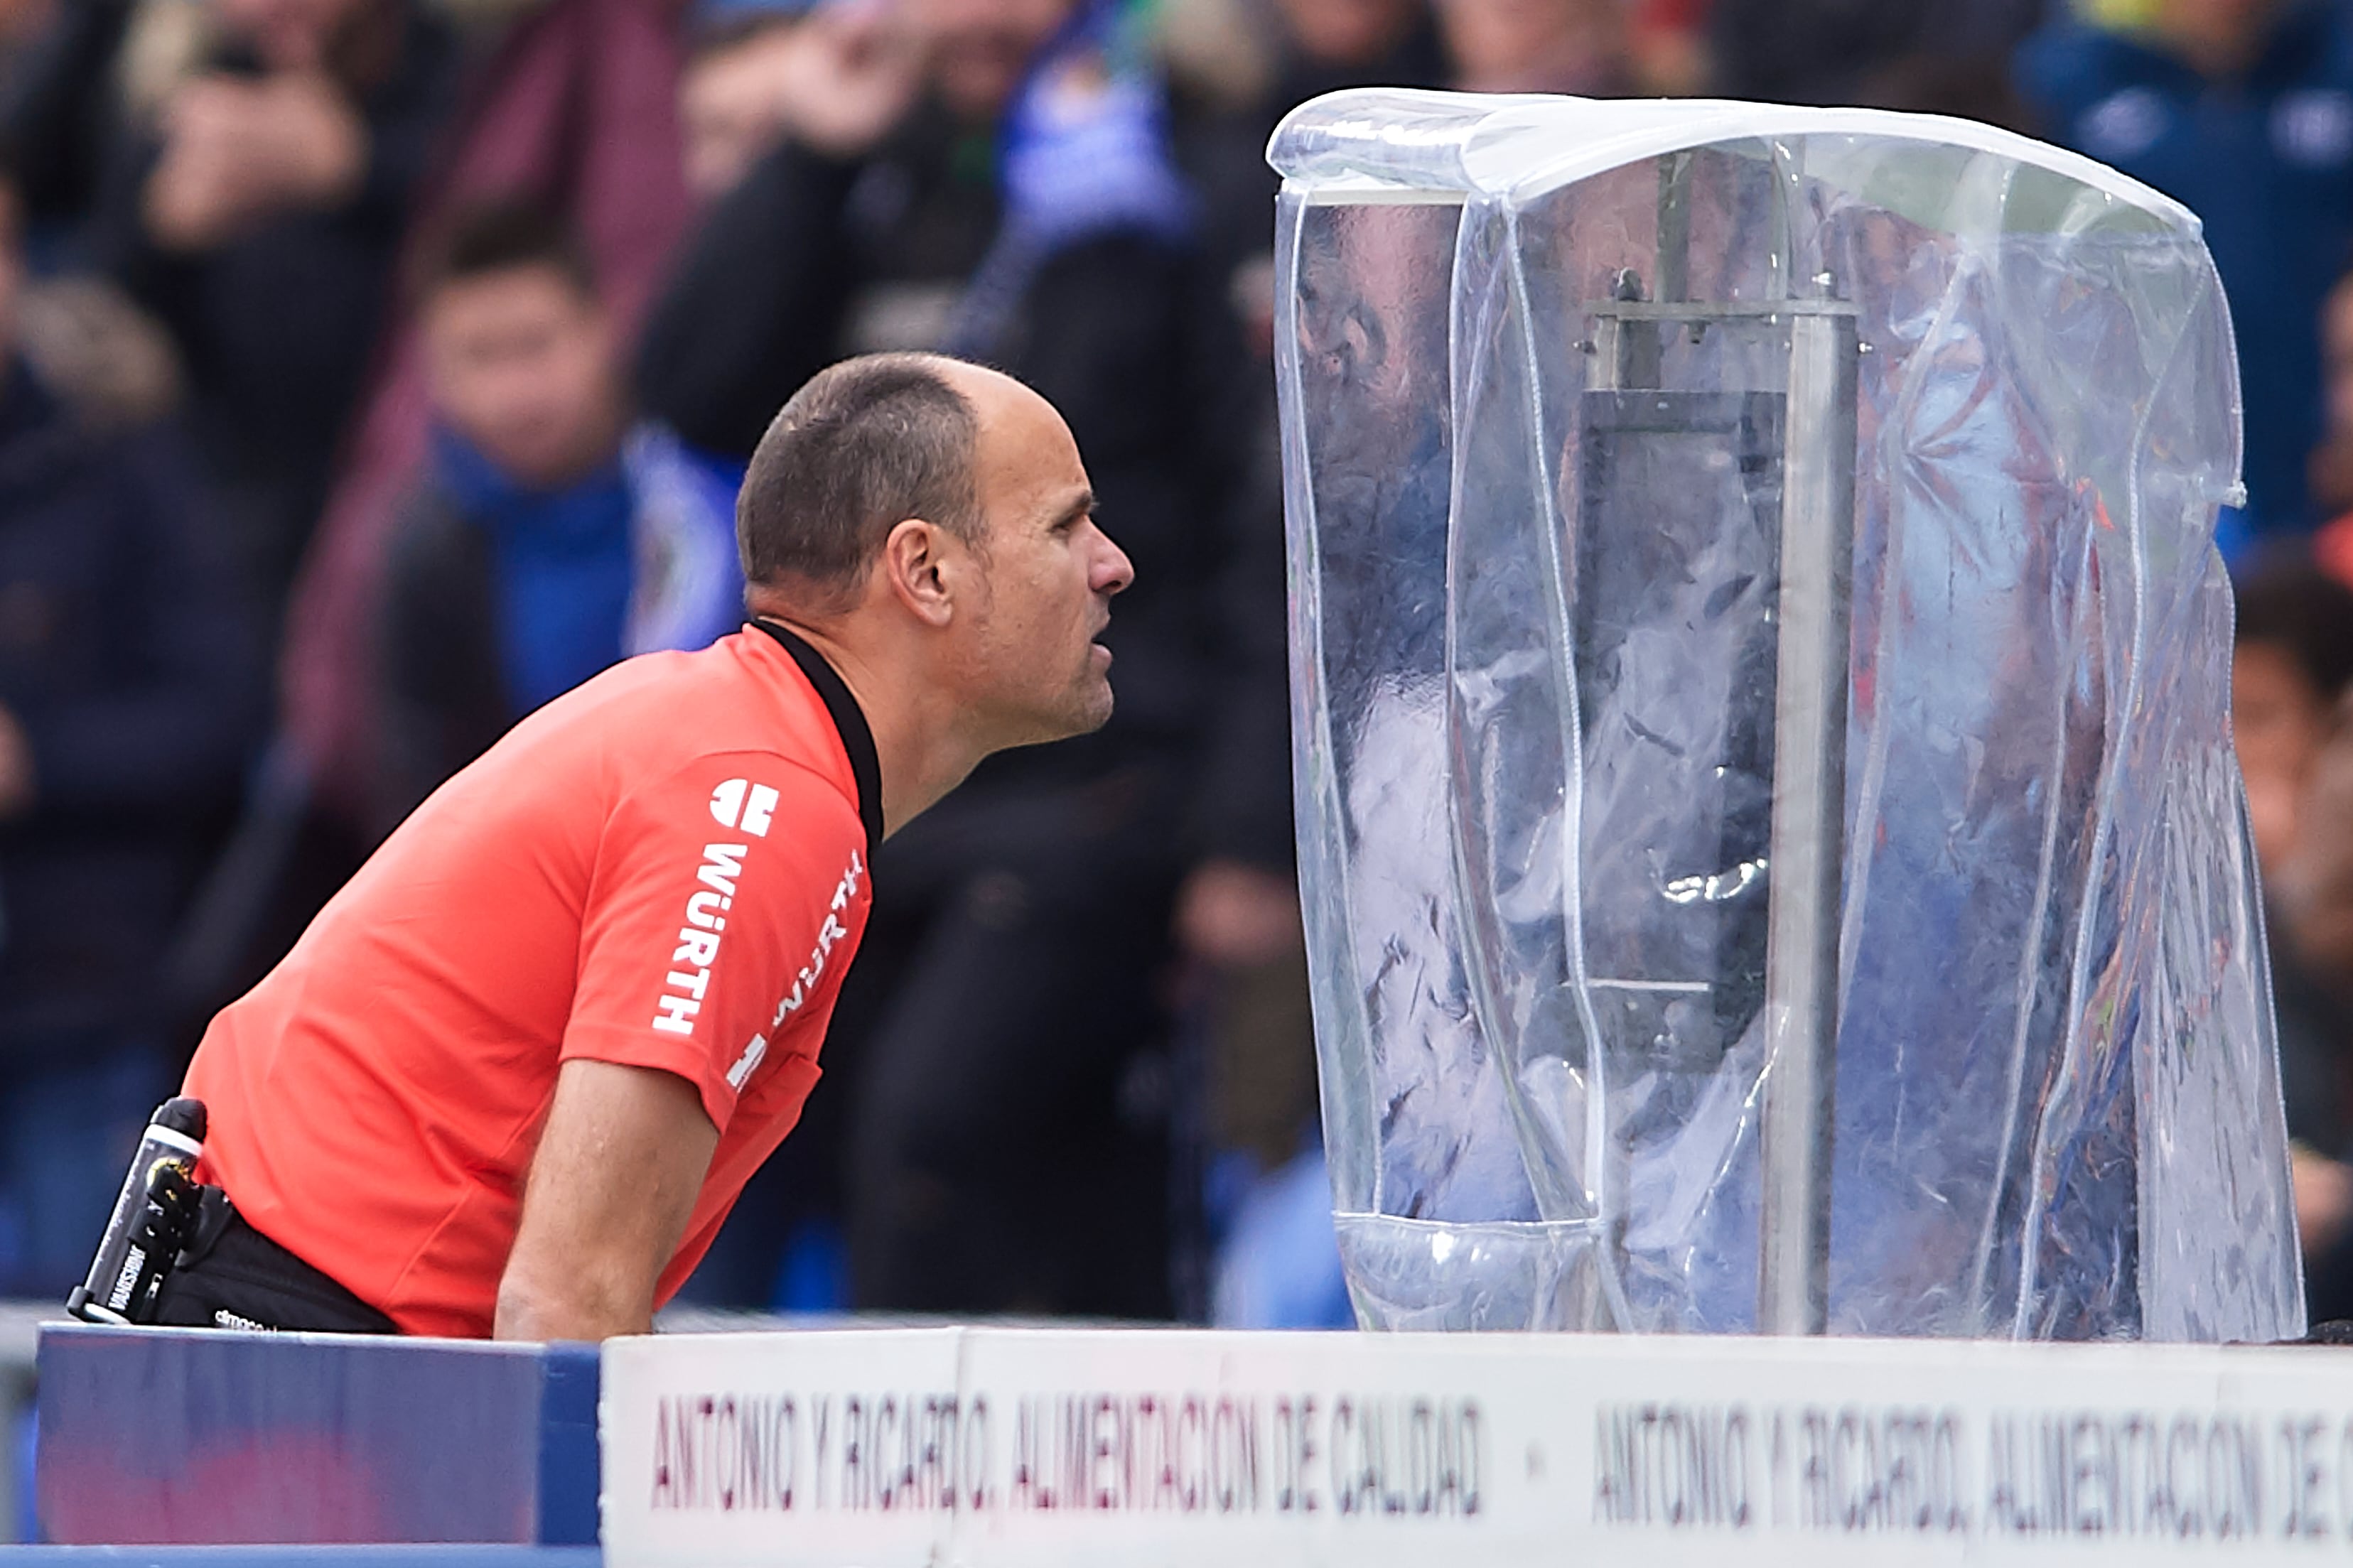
{"left": 1270, "top": 88, "right": 2300, "bottom": 1341}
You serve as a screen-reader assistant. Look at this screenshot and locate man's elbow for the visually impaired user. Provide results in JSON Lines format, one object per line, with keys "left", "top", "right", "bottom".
{"left": 493, "top": 1254, "right": 655, "bottom": 1342}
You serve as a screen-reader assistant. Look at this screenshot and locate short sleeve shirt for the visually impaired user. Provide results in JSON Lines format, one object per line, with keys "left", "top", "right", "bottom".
{"left": 183, "top": 624, "right": 880, "bottom": 1337}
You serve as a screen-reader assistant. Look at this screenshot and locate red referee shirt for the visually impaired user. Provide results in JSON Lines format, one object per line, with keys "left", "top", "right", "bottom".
{"left": 183, "top": 622, "right": 881, "bottom": 1337}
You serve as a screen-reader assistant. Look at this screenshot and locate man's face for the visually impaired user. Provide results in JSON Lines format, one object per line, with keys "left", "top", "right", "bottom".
{"left": 423, "top": 264, "right": 620, "bottom": 490}
{"left": 948, "top": 372, "right": 1131, "bottom": 745}
{"left": 907, "top": 0, "right": 1075, "bottom": 122}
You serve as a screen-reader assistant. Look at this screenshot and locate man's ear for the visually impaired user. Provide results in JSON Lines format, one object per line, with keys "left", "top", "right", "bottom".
{"left": 880, "top": 517, "right": 957, "bottom": 627}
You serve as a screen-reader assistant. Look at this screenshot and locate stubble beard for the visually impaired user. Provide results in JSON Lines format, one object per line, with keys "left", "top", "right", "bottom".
{"left": 1075, "top": 676, "right": 1115, "bottom": 736}
{"left": 988, "top": 666, "right": 1113, "bottom": 752}
{"left": 1041, "top": 666, "right": 1113, "bottom": 742}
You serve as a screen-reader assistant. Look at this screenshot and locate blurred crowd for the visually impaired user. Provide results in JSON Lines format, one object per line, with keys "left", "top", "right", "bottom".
{"left": 2, "top": 0, "right": 2353, "bottom": 1331}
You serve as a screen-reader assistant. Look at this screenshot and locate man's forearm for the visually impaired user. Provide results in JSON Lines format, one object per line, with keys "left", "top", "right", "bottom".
{"left": 493, "top": 1059, "right": 717, "bottom": 1341}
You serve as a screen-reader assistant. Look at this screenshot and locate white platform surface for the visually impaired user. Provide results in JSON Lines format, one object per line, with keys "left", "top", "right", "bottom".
{"left": 602, "top": 1326, "right": 2353, "bottom": 1566}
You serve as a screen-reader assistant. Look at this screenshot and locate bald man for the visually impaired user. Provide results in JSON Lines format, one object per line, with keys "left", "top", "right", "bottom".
{"left": 158, "top": 354, "right": 1131, "bottom": 1339}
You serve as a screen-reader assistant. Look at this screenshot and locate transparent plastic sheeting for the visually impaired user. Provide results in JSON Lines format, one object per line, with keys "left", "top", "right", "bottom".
{"left": 1270, "top": 89, "right": 2300, "bottom": 1341}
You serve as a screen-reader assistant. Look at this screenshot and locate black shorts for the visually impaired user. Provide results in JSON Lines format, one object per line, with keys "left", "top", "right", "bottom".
{"left": 149, "top": 1192, "right": 396, "bottom": 1335}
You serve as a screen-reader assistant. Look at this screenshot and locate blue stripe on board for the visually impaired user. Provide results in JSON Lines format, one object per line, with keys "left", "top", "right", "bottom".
{"left": 532, "top": 1346, "right": 600, "bottom": 1547}
{"left": 0, "top": 1548, "right": 601, "bottom": 1566}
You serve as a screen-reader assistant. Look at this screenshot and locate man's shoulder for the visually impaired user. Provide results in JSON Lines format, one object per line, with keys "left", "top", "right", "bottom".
{"left": 383, "top": 634, "right": 857, "bottom": 883}
{"left": 489, "top": 632, "right": 851, "bottom": 799}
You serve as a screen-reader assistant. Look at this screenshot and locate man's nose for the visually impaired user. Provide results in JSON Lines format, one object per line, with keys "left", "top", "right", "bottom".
{"left": 1093, "top": 530, "right": 1135, "bottom": 597}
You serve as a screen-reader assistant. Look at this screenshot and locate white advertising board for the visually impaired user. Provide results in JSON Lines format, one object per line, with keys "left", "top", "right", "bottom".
{"left": 601, "top": 1326, "right": 2353, "bottom": 1566}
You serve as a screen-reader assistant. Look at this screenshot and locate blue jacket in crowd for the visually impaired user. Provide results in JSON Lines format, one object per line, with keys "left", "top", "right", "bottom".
{"left": 2018, "top": 2, "right": 2353, "bottom": 543}
{"left": 372, "top": 422, "right": 743, "bottom": 835}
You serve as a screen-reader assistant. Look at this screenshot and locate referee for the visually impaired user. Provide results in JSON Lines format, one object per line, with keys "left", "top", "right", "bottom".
{"left": 154, "top": 353, "right": 1132, "bottom": 1339}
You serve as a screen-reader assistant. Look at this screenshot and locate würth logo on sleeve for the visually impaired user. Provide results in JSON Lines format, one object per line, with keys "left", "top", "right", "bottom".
{"left": 767, "top": 849, "right": 865, "bottom": 1029}
{"left": 709, "top": 778, "right": 777, "bottom": 836}
{"left": 728, "top": 849, "right": 867, "bottom": 1093}
{"left": 650, "top": 836, "right": 755, "bottom": 1037}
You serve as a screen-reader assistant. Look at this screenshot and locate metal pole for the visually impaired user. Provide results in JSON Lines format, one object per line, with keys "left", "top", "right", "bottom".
{"left": 1657, "top": 152, "right": 1692, "bottom": 306}
{"left": 1755, "top": 299, "right": 1858, "bottom": 1336}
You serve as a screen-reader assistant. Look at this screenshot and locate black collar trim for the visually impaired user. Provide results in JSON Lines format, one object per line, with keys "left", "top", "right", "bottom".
{"left": 748, "top": 619, "right": 884, "bottom": 855}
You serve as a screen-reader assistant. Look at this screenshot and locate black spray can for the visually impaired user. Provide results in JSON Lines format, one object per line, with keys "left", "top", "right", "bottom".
{"left": 67, "top": 1096, "right": 207, "bottom": 1324}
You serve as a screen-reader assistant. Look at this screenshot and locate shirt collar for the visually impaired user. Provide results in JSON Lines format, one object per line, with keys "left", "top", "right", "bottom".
{"left": 747, "top": 618, "right": 885, "bottom": 855}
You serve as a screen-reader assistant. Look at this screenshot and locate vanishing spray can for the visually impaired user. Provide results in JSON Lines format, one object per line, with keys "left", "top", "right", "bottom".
{"left": 67, "top": 1096, "right": 207, "bottom": 1324}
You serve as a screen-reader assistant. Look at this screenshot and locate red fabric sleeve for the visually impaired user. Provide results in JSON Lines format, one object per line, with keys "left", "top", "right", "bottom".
{"left": 562, "top": 750, "right": 866, "bottom": 1133}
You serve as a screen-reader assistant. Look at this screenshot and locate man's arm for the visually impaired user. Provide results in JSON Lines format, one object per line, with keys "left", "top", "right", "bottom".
{"left": 494, "top": 1059, "right": 719, "bottom": 1341}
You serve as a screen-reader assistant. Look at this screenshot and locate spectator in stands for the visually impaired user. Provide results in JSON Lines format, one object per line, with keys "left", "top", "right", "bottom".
{"left": 2237, "top": 562, "right": 2353, "bottom": 886}
{"left": 2230, "top": 560, "right": 2353, "bottom": 1311}
{"left": 1155, "top": 0, "right": 1404, "bottom": 1322}
{"left": 2017, "top": 0, "right": 2353, "bottom": 548}
{"left": 1708, "top": 0, "right": 2042, "bottom": 107}
{"left": 2273, "top": 686, "right": 2353, "bottom": 1324}
{"left": 82, "top": 0, "right": 461, "bottom": 608}
{"left": 1627, "top": 0, "right": 1706, "bottom": 97}
{"left": 1269, "top": 0, "right": 1440, "bottom": 96}
{"left": 637, "top": 0, "right": 1288, "bottom": 1318}
{"left": 1437, "top": 0, "right": 1632, "bottom": 94}
{"left": 0, "top": 169, "right": 262, "bottom": 1297}
{"left": 2279, "top": 683, "right": 2353, "bottom": 1076}
{"left": 681, "top": 0, "right": 814, "bottom": 202}
{"left": 1170, "top": 0, "right": 1442, "bottom": 359}
{"left": 0, "top": 0, "right": 52, "bottom": 56}
{"left": 0, "top": 0, "right": 136, "bottom": 247}
{"left": 2307, "top": 264, "right": 2353, "bottom": 587}
{"left": 376, "top": 200, "right": 741, "bottom": 831}
{"left": 278, "top": 0, "right": 694, "bottom": 843}
{"left": 1851, "top": 53, "right": 2037, "bottom": 131}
